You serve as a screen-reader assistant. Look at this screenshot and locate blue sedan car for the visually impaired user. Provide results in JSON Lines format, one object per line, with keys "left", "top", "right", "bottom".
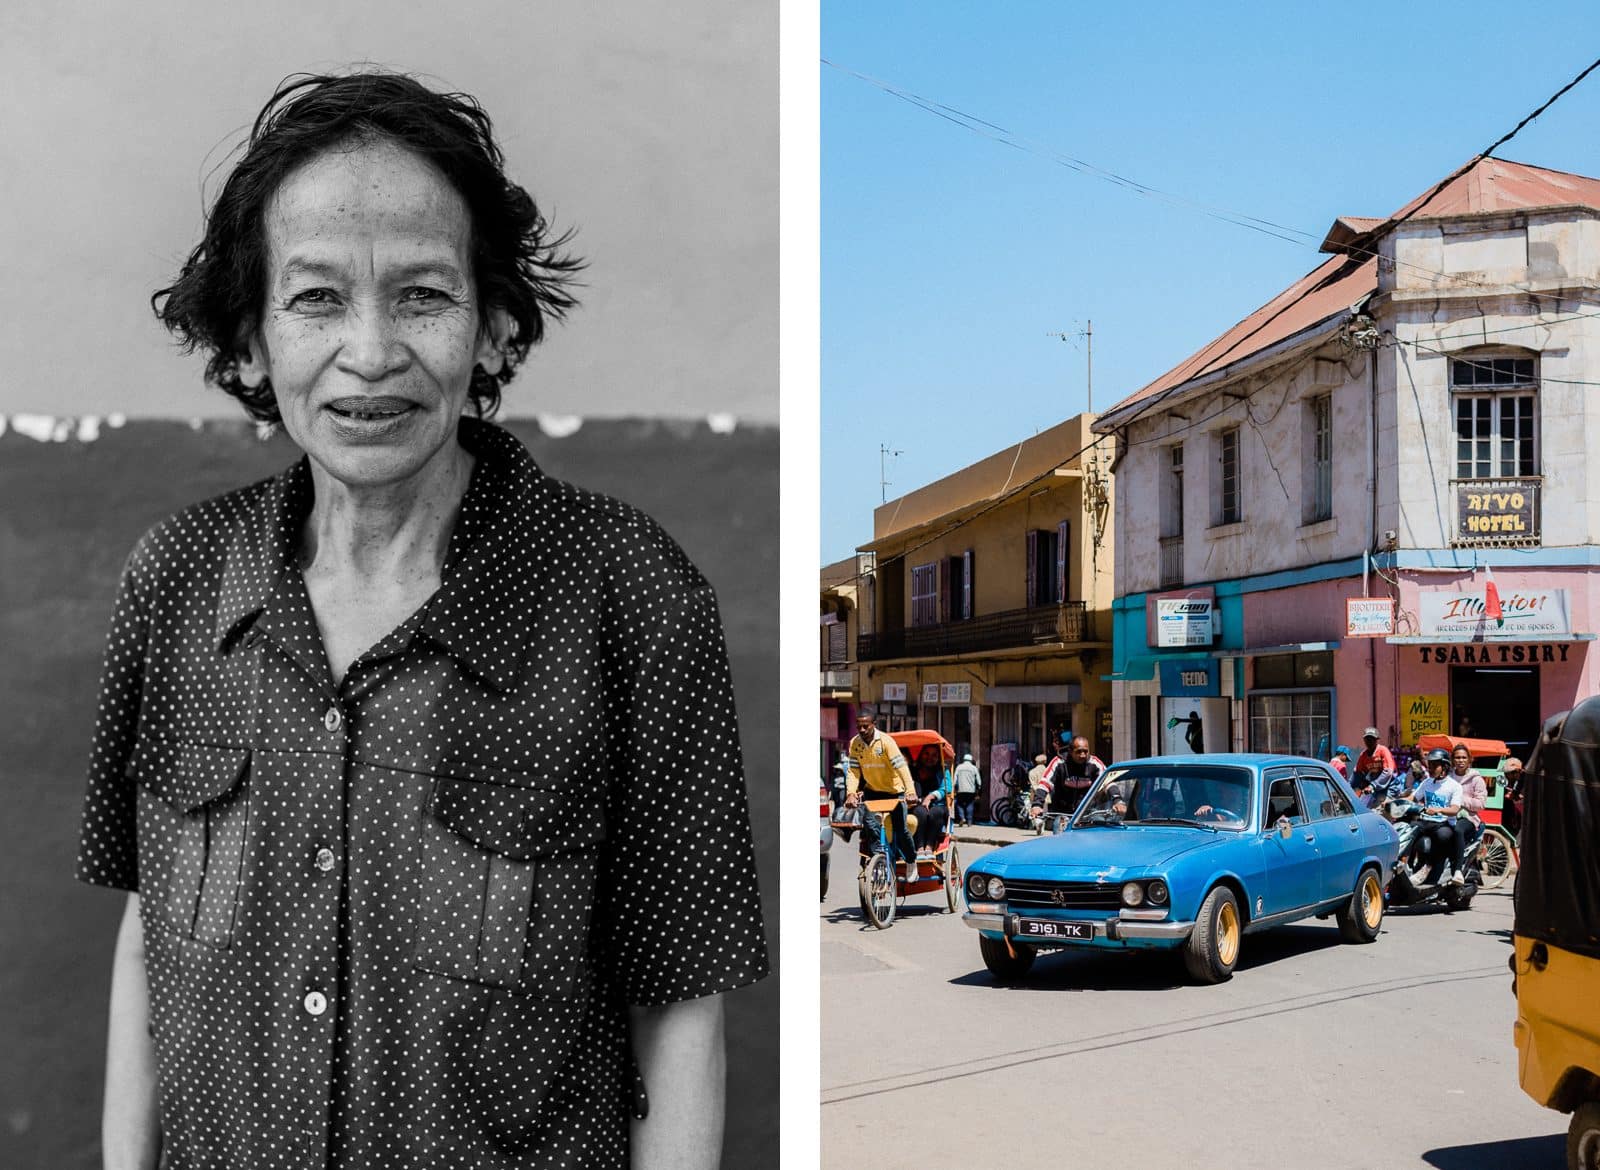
{"left": 963, "top": 754, "right": 1400, "bottom": 983}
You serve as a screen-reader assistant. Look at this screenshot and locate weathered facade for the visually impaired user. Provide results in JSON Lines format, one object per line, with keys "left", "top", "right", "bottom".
{"left": 1095, "top": 158, "right": 1600, "bottom": 764}
{"left": 856, "top": 414, "right": 1114, "bottom": 807}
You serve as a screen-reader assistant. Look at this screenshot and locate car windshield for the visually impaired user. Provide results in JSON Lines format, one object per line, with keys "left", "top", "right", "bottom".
{"left": 1074, "top": 764, "right": 1254, "bottom": 831}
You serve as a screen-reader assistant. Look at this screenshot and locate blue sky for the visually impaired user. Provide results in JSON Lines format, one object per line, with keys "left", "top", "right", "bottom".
{"left": 821, "top": 1, "right": 1600, "bottom": 562}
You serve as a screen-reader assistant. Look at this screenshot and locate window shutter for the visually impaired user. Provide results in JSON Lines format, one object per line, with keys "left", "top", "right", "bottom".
{"left": 1026, "top": 530, "right": 1039, "bottom": 607}
{"left": 939, "top": 557, "right": 952, "bottom": 624}
{"left": 1056, "top": 520, "right": 1070, "bottom": 604}
{"left": 963, "top": 549, "right": 974, "bottom": 620}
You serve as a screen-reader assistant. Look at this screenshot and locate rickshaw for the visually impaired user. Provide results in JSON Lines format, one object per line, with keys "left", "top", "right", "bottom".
{"left": 1511, "top": 698, "right": 1600, "bottom": 1169}
{"left": 1415, "top": 733, "right": 1518, "bottom": 889}
{"left": 854, "top": 729, "right": 962, "bottom": 929}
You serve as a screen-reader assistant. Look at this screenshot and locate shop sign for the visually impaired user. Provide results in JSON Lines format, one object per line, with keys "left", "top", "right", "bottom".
{"left": 1400, "top": 693, "right": 1447, "bottom": 743}
{"left": 1418, "top": 587, "right": 1570, "bottom": 639}
{"left": 1456, "top": 480, "right": 1539, "bottom": 542}
{"left": 1158, "top": 659, "right": 1219, "bottom": 697}
{"left": 1417, "top": 643, "right": 1572, "bottom": 665}
{"left": 922, "top": 683, "right": 941, "bottom": 705}
{"left": 882, "top": 682, "right": 907, "bottom": 702}
{"left": 1346, "top": 597, "right": 1395, "bottom": 637}
{"left": 940, "top": 682, "right": 971, "bottom": 704}
{"left": 1155, "top": 598, "right": 1215, "bottom": 647}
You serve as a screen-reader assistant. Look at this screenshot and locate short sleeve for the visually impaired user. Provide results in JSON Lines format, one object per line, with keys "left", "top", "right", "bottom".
{"left": 600, "top": 585, "right": 769, "bottom": 1006}
{"left": 75, "top": 540, "right": 153, "bottom": 891}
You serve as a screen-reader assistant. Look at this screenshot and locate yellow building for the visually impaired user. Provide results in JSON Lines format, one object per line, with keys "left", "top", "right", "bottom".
{"left": 856, "top": 414, "right": 1115, "bottom": 785}
{"left": 820, "top": 553, "right": 873, "bottom": 777}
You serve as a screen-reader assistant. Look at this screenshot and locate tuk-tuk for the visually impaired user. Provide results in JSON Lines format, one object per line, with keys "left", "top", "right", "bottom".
{"left": 852, "top": 729, "right": 962, "bottom": 928}
{"left": 1511, "top": 698, "right": 1600, "bottom": 1168}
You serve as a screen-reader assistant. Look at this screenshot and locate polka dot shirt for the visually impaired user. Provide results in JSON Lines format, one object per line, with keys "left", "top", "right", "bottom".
{"left": 76, "top": 417, "right": 769, "bottom": 1168}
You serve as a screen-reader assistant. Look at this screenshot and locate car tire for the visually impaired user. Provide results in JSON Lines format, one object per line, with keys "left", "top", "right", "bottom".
{"left": 943, "top": 843, "right": 961, "bottom": 913}
{"left": 1336, "top": 866, "right": 1384, "bottom": 943}
{"left": 820, "top": 853, "right": 829, "bottom": 903}
{"left": 1182, "top": 885, "right": 1242, "bottom": 984}
{"left": 979, "top": 933, "right": 1035, "bottom": 981}
{"left": 858, "top": 852, "right": 896, "bottom": 929}
{"left": 1568, "top": 1100, "right": 1600, "bottom": 1170}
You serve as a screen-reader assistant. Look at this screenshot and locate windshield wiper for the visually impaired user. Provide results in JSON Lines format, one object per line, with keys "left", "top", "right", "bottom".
{"left": 1137, "top": 817, "right": 1217, "bottom": 831}
{"left": 1074, "top": 809, "right": 1123, "bottom": 826}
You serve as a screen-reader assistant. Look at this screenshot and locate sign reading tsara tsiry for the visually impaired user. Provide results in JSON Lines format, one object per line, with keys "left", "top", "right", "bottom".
{"left": 1346, "top": 597, "right": 1396, "bottom": 637}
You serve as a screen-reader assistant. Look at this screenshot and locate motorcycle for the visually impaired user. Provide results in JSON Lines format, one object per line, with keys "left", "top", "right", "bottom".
{"left": 990, "top": 764, "right": 1042, "bottom": 831}
{"left": 1383, "top": 798, "right": 1479, "bottom": 911}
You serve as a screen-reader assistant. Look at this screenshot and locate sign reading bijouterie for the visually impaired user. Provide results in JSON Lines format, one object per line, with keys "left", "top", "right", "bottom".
{"left": 1417, "top": 587, "right": 1571, "bottom": 639}
{"left": 1154, "top": 598, "right": 1215, "bottom": 647}
{"left": 1346, "top": 598, "right": 1396, "bottom": 637}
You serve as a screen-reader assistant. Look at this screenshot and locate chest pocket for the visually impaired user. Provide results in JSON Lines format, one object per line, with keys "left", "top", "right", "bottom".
{"left": 129, "top": 740, "right": 252, "bottom": 948}
{"left": 413, "top": 772, "right": 606, "bottom": 1000}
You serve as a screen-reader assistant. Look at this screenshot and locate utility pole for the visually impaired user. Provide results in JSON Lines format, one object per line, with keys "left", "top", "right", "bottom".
{"left": 1046, "top": 320, "right": 1092, "bottom": 414}
{"left": 879, "top": 443, "right": 903, "bottom": 503}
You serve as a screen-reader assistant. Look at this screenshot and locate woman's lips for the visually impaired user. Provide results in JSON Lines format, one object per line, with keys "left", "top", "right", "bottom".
{"left": 325, "top": 396, "right": 415, "bottom": 421}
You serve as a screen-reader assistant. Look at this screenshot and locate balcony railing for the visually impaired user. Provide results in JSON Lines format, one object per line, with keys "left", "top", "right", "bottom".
{"left": 1159, "top": 535, "right": 1184, "bottom": 588}
{"left": 1452, "top": 477, "right": 1540, "bottom": 547}
{"left": 856, "top": 601, "right": 1090, "bottom": 661}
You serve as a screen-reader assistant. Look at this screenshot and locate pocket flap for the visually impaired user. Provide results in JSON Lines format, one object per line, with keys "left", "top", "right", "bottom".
{"left": 428, "top": 778, "right": 606, "bottom": 859}
{"left": 129, "top": 740, "right": 251, "bottom": 813}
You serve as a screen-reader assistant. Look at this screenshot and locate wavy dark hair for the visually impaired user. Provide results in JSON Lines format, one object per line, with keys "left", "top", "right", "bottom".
{"left": 152, "top": 70, "right": 582, "bottom": 421}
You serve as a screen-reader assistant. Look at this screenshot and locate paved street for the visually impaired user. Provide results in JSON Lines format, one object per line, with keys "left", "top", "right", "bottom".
{"left": 821, "top": 835, "right": 1565, "bottom": 1170}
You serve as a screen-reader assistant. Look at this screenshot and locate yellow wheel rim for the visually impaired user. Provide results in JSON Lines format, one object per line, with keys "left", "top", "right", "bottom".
{"left": 1361, "top": 873, "right": 1384, "bottom": 929}
{"left": 1217, "top": 901, "right": 1240, "bottom": 965}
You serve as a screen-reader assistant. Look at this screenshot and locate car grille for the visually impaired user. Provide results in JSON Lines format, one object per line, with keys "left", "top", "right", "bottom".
{"left": 1002, "top": 879, "right": 1123, "bottom": 912}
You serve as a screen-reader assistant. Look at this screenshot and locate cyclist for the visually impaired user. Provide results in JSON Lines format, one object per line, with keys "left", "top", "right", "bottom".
{"left": 844, "top": 712, "right": 917, "bottom": 871}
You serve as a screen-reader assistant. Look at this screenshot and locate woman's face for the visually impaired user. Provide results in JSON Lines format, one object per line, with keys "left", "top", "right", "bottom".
{"left": 1452, "top": 748, "right": 1471, "bottom": 774}
{"left": 238, "top": 138, "right": 507, "bottom": 491}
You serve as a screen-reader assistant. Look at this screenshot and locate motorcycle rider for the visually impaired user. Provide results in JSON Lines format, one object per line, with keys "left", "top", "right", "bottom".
{"left": 1450, "top": 742, "right": 1488, "bottom": 857}
{"left": 1403, "top": 747, "right": 1466, "bottom": 884}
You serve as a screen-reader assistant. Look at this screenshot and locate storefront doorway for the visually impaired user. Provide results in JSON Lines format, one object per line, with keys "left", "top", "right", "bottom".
{"left": 1450, "top": 666, "right": 1540, "bottom": 758}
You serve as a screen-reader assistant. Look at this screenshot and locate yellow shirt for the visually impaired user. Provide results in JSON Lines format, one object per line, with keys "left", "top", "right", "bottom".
{"left": 847, "top": 731, "right": 913, "bottom": 796}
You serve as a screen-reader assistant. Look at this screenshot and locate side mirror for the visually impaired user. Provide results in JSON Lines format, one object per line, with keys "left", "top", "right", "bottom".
{"left": 1277, "top": 816, "right": 1293, "bottom": 839}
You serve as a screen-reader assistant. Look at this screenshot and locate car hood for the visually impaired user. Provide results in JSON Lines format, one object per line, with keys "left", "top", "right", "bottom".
{"left": 979, "top": 826, "right": 1226, "bottom": 878}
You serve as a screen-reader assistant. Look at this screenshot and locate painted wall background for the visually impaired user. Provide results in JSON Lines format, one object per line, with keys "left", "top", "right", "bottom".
{"left": 0, "top": 3, "right": 776, "bottom": 1166}
{"left": 0, "top": 0, "right": 775, "bottom": 422}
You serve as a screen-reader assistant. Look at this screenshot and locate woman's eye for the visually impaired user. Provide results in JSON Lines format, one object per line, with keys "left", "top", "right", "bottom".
{"left": 403, "top": 286, "right": 447, "bottom": 304}
{"left": 287, "top": 289, "right": 336, "bottom": 309}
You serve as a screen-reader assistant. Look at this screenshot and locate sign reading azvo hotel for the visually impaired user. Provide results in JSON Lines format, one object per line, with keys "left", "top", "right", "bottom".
{"left": 1456, "top": 480, "right": 1539, "bottom": 542}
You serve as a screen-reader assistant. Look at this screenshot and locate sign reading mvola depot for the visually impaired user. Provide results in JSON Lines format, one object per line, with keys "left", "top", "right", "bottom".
{"left": 1418, "top": 587, "right": 1571, "bottom": 639}
{"left": 1154, "top": 598, "right": 1215, "bottom": 647}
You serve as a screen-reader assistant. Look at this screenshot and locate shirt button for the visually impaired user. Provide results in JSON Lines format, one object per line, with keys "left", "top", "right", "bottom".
{"left": 314, "top": 847, "right": 336, "bottom": 873}
{"left": 303, "top": 991, "right": 328, "bottom": 1017}
{"left": 324, "top": 707, "right": 343, "bottom": 732}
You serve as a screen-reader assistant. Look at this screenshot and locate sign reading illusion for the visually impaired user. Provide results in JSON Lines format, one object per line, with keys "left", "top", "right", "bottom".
{"left": 1417, "top": 586, "right": 1571, "bottom": 640}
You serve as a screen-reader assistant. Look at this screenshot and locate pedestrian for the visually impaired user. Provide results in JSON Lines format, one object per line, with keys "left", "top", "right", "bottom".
{"left": 831, "top": 755, "right": 851, "bottom": 812}
{"left": 1329, "top": 745, "right": 1352, "bottom": 777}
{"left": 74, "top": 70, "right": 769, "bottom": 1169}
{"left": 952, "top": 752, "right": 982, "bottom": 826}
{"left": 1356, "top": 727, "right": 1396, "bottom": 777}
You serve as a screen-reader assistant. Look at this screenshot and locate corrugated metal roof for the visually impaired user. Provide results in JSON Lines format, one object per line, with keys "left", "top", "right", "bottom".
{"left": 1098, "top": 158, "right": 1600, "bottom": 429}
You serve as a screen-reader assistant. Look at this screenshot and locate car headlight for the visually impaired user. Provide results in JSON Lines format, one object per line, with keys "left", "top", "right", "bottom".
{"left": 1147, "top": 879, "right": 1169, "bottom": 905}
{"left": 985, "top": 876, "right": 1007, "bottom": 901}
{"left": 1121, "top": 881, "right": 1145, "bottom": 907}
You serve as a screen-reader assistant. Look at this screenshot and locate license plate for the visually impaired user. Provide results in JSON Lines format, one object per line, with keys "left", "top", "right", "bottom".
{"left": 1018, "top": 918, "right": 1094, "bottom": 941}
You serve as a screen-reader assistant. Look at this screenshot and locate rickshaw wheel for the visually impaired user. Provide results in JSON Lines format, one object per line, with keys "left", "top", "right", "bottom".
{"left": 943, "top": 843, "right": 961, "bottom": 913}
{"left": 1569, "top": 1101, "right": 1600, "bottom": 1170}
{"left": 1478, "top": 826, "right": 1515, "bottom": 890}
{"left": 859, "top": 853, "right": 896, "bottom": 929}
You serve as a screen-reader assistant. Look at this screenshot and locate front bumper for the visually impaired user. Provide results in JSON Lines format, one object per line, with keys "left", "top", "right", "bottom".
{"left": 963, "top": 909, "right": 1195, "bottom": 944}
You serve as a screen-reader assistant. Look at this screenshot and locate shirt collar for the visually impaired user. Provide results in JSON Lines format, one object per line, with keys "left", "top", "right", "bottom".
{"left": 214, "top": 417, "right": 548, "bottom": 692}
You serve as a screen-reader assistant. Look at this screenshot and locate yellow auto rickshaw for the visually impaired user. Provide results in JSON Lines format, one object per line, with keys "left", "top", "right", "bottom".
{"left": 1512, "top": 697, "right": 1600, "bottom": 1169}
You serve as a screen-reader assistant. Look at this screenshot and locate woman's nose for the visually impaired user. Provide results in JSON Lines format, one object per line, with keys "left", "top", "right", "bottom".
{"left": 336, "top": 307, "right": 411, "bottom": 380}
